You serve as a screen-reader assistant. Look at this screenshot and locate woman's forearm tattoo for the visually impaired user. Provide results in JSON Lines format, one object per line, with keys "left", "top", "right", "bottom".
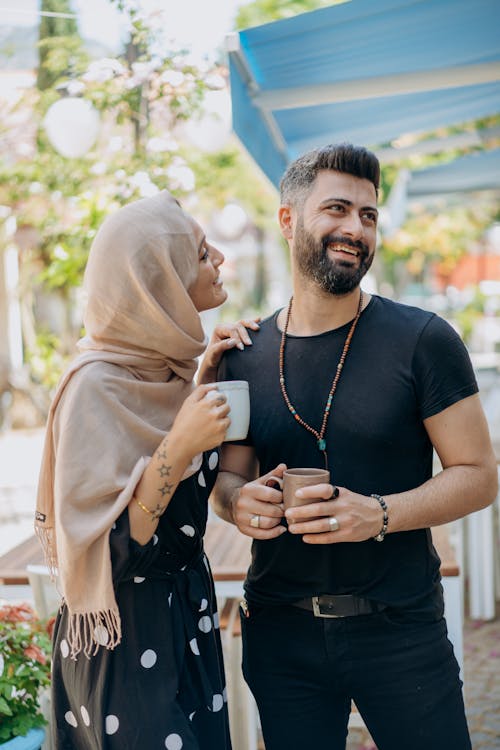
{"left": 150, "top": 445, "right": 174, "bottom": 517}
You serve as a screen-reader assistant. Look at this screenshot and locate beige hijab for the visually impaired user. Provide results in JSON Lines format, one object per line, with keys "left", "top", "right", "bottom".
{"left": 35, "top": 191, "right": 206, "bottom": 657}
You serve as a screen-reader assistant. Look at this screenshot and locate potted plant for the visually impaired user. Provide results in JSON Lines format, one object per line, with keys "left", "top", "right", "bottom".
{"left": 0, "top": 603, "right": 52, "bottom": 748}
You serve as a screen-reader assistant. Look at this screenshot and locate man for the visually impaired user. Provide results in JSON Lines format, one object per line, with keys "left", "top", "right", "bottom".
{"left": 212, "top": 143, "right": 498, "bottom": 750}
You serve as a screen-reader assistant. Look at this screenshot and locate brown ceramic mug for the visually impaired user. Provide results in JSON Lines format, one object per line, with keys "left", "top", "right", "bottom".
{"left": 266, "top": 467, "right": 330, "bottom": 510}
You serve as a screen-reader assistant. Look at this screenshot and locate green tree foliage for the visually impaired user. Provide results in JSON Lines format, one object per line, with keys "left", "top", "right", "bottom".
{"left": 235, "top": 0, "right": 335, "bottom": 29}
{"left": 1, "top": 2, "right": 222, "bottom": 393}
{"left": 378, "top": 200, "right": 498, "bottom": 299}
{"left": 36, "top": 0, "right": 84, "bottom": 90}
{"left": 188, "top": 147, "right": 277, "bottom": 231}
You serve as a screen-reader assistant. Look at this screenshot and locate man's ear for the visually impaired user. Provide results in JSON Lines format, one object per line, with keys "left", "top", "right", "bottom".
{"left": 278, "top": 205, "right": 293, "bottom": 240}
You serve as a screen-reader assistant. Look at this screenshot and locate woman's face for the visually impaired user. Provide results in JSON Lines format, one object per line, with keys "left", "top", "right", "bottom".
{"left": 187, "top": 221, "right": 227, "bottom": 312}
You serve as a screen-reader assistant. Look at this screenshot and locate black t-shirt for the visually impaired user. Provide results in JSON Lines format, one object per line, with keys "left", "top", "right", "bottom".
{"left": 218, "top": 295, "right": 478, "bottom": 616}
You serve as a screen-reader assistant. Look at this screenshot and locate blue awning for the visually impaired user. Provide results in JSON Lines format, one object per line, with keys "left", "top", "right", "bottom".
{"left": 227, "top": 0, "right": 500, "bottom": 188}
{"left": 407, "top": 148, "right": 500, "bottom": 197}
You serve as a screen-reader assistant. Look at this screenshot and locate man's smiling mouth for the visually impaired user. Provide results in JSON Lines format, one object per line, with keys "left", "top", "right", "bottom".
{"left": 327, "top": 243, "right": 359, "bottom": 257}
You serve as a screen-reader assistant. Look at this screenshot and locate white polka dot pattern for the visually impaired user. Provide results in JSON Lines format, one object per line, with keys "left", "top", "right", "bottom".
{"left": 105, "top": 714, "right": 119, "bottom": 735}
{"left": 189, "top": 638, "right": 200, "bottom": 655}
{"left": 212, "top": 694, "right": 224, "bottom": 712}
{"left": 94, "top": 625, "right": 109, "bottom": 646}
{"left": 140, "top": 649, "right": 157, "bottom": 668}
{"left": 198, "top": 616, "right": 212, "bottom": 633}
{"left": 53, "top": 450, "right": 230, "bottom": 748}
{"left": 64, "top": 711, "right": 78, "bottom": 727}
{"left": 165, "top": 734, "right": 183, "bottom": 749}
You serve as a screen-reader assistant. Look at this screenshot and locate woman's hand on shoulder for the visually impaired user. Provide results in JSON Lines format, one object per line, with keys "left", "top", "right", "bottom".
{"left": 169, "top": 384, "right": 231, "bottom": 457}
{"left": 197, "top": 318, "right": 260, "bottom": 384}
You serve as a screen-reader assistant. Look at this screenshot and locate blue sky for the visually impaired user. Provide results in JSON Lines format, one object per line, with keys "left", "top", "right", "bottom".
{"left": 1, "top": 0, "right": 246, "bottom": 61}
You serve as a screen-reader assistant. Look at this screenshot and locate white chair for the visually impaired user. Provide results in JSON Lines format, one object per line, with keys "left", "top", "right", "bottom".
{"left": 218, "top": 597, "right": 259, "bottom": 750}
{"left": 26, "top": 564, "right": 61, "bottom": 620}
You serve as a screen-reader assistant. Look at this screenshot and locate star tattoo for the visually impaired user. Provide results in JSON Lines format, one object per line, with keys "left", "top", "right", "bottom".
{"left": 149, "top": 503, "right": 166, "bottom": 521}
{"left": 157, "top": 464, "right": 171, "bottom": 478}
{"left": 159, "top": 482, "right": 174, "bottom": 497}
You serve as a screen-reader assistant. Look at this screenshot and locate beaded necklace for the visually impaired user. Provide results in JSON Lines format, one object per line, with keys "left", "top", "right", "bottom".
{"left": 278, "top": 290, "right": 364, "bottom": 469}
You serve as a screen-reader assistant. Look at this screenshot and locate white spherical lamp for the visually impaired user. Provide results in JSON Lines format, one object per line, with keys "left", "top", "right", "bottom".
{"left": 181, "top": 89, "right": 231, "bottom": 153}
{"left": 44, "top": 97, "right": 100, "bottom": 158}
{"left": 213, "top": 203, "right": 248, "bottom": 240}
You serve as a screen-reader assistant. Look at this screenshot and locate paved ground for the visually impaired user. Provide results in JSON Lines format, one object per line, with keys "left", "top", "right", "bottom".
{"left": 0, "top": 428, "right": 44, "bottom": 553}
{"left": 462, "top": 606, "right": 500, "bottom": 749}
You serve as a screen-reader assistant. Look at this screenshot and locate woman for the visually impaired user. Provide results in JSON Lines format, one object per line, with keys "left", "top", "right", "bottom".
{"left": 35, "top": 191, "right": 257, "bottom": 749}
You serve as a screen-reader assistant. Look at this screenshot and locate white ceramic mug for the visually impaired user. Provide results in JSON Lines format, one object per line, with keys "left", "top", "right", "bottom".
{"left": 206, "top": 380, "right": 250, "bottom": 441}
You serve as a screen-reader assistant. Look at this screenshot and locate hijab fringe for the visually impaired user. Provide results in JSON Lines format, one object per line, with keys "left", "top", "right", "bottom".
{"left": 35, "top": 524, "right": 122, "bottom": 658}
{"left": 68, "top": 608, "right": 122, "bottom": 660}
{"left": 34, "top": 525, "right": 58, "bottom": 581}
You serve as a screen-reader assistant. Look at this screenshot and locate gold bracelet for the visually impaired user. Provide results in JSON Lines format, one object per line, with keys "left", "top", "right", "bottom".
{"left": 134, "top": 496, "right": 165, "bottom": 522}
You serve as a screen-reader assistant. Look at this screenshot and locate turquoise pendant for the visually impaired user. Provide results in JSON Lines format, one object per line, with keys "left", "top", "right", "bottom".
{"left": 317, "top": 438, "right": 326, "bottom": 451}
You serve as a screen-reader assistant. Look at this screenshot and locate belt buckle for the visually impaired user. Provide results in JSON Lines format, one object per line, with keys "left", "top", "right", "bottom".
{"left": 311, "top": 596, "right": 343, "bottom": 618}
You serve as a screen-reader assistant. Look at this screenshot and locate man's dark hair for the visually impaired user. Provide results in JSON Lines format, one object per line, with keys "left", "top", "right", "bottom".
{"left": 280, "top": 143, "right": 380, "bottom": 206}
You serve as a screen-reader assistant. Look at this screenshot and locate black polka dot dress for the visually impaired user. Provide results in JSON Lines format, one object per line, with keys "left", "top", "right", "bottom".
{"left": 51, "top": 450, "right": 232, "bottom": 750}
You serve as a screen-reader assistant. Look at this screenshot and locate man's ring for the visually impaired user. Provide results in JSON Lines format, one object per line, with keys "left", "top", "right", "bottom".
{"left": 250, "top": 514, "right": 261, "bottom": 529}
{"left": 328, "top": 516, "right": 340, "bottom": 532}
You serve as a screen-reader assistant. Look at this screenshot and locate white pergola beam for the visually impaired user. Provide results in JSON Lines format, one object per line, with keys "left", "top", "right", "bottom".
{"left": 227, "top": 35, "right": 289, "bottom": 159}
{"left": 376, "top": 126, "right": 500, "bottom": 163}
{"left": 253, "top": 62, "right": 500, "bottom": 111}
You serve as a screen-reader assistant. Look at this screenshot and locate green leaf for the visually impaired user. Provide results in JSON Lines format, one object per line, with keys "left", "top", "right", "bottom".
{"left": 0, "top": 695, "right": 13, "bottom": 715}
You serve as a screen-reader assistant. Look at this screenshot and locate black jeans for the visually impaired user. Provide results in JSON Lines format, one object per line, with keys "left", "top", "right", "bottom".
{"left": 240, "top": 603, "right": 471, "bottom": 750}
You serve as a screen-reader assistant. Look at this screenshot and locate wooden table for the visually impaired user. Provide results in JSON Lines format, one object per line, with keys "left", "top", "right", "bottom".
{"left": 0, "top": 533, "right": 45, "bottom": 585}
{"left": 0, "top": 522, "right": 462, "bottom": 669}
{"left": 0, "top": 521, "right": 457, "bottom": 590}
{"left": 0, "top": 521, "right": 252, "bottom": 588}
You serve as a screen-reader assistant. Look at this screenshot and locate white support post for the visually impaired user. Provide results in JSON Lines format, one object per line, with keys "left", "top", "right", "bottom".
{"left": 467, "top": 504, "right": 496, "bottom": 620}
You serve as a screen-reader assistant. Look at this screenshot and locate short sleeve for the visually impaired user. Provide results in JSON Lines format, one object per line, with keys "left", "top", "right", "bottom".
{"left": 216, "top": 353, "right": 232, "bottom": 382}
{"left": 109, "top": 506, "right": 160, "bottom": 583}
{"left": 413, "top": 315, "right": 478, "bottom": 420}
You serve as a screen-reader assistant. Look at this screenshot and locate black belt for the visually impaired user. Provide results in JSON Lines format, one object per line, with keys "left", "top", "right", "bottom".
{"left": 292, "top": 594, "right": 386, "bottom": 618}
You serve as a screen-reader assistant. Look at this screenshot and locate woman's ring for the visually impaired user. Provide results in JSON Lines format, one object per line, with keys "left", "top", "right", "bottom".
{"left": 250, "top": 514, "right": 261, "bottom": 529}
{"left": 328, "top": 516, "right": 340, "bottom": 532}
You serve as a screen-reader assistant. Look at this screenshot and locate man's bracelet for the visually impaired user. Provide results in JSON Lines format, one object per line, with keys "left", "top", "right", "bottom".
{"left": 370, "top": 493, "right": 388, "bottom": 542}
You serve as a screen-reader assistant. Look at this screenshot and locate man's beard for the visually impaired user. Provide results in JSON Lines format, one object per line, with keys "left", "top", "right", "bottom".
{"left": 294, "top": 220, "right": 373, "bottom": 295}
